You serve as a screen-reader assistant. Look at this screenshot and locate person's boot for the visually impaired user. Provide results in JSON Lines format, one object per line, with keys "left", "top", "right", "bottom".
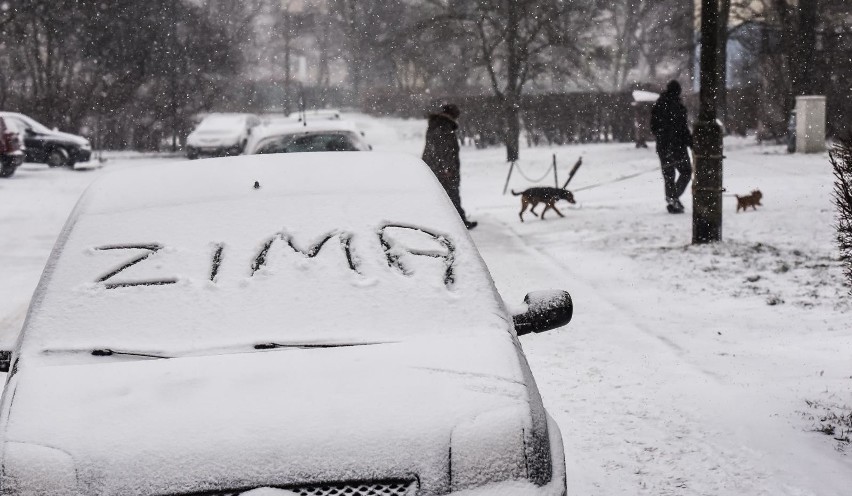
{"left": 666, "top": 199, "right": 684, "bottom": 214}
{"left": 673, "top": 198, "right": 685, "bottom": 212}
{"left": 464, "top": 219, "right": 478, "bottom": 230}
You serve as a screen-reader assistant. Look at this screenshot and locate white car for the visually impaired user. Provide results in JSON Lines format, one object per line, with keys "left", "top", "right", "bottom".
{"left": 186, "top": 113, "right": 261, "bottom": 159}
{"left": 245, "top": 120, "right": 371, "bottom": 155}
{"left": 0, "top": 152, "right": 571, "bottom": 496}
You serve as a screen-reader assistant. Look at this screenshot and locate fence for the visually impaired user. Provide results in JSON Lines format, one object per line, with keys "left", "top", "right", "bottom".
{"left": 361, "top": 89, "right": 638, "bottom": 146}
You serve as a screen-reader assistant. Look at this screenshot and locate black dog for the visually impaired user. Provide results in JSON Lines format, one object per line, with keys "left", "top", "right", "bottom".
{"left": 512, "top": 187, "right": 576, "bottom": 222}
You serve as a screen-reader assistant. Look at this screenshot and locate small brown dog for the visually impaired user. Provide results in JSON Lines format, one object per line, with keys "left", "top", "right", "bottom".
{"left": 512, "top": 187, "right": 576, "bottom": 221}
{"left": 735, "top": 189, "right": 763, "bottom": 212}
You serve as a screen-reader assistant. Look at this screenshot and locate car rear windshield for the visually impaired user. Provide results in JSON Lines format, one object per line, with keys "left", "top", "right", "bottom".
{"left": 256, "top": 132, "right": 361, "bottom": 154}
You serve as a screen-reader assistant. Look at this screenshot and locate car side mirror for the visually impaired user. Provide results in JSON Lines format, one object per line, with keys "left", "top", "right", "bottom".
{"left": 513, "top": 290, "right": 573, "bottom": 336}
{"left": 0, "top": 350, "right": 11, "bottom": 373}
{"left": 24, "top": 128, "right": 35, "bottom": 136}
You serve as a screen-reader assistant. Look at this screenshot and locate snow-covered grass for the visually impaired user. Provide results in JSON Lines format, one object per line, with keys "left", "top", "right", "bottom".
{"left": 1, "top": 114, "right": 850, "bottom": 495}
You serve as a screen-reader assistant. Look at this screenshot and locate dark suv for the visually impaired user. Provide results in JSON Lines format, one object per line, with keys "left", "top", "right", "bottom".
{"left": 0, "top": 112, "right": 91, "bottom": 167}
{"left": 0, "top": 116, "right": 25, "bottom": 177}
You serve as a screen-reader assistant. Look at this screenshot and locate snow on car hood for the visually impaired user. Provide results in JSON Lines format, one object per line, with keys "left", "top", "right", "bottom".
{"left": 19, "top": 153, "right": 509, "bottom": 361}
{"left": 3, "top": 335, "right": 533, "bottom": 495}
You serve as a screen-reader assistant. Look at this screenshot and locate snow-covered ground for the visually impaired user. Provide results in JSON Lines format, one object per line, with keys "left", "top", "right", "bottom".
{"left": 1, "top": 114, "right": 850, "bottom": 495}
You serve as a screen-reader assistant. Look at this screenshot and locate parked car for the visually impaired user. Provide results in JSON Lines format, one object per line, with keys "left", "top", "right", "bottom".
{"left": 185, "top": 113, "right": 261, "bottom": 159}
{"left": 0, "top": 116, "right": 24, "bottom": 178}
{"left": 245, "top": 120, "right": 371, "bottom": 155}
{"left": 0, "top": 112, "right": 91, "bottom": 168}
{"left": 0, "top": 152, "right": 572, "bottom": 496}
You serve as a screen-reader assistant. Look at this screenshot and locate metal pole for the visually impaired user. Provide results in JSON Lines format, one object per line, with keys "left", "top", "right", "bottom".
{"left": 503, "top": 161, "right": 516, "bottom": 195}
{"left": 692, "top": 0, "right": 724, "bottom": 244}
{"left": 552, "top": 154, "right": 558, "bottom": 187}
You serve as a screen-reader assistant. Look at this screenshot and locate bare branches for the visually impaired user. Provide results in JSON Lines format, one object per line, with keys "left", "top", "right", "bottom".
{"left": 831, "top": 137, "right": 852, "bottom": 292}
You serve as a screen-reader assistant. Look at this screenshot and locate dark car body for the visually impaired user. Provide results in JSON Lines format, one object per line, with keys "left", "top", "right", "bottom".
{"left": 0, "top": 116, "right": 25, "bottom": 178}
{"left": 0, "top": 112, "right": 91, "bottom": 168}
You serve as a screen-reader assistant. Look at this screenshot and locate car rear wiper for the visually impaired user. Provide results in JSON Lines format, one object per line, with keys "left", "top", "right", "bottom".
{"left": 90, "top": 348, "right": 171, "bottom": 359}
{"left": 253, "top": 342, "right": 386, "bottom": 350}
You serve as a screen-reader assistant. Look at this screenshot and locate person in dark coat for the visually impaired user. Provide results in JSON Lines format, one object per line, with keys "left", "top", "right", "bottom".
{"left": 651, "top": 80, "right": 693, "bottom": 214}
{"left": 422, "top": 103, "right": 477, "bottom": 229}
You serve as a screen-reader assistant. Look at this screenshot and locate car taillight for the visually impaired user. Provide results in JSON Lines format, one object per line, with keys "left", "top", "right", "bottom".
{"left": 3, "top": 132, "right": 19, "bottom": 152}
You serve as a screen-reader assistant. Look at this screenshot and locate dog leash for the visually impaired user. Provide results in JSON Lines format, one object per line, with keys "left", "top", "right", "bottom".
{"left": 570, "top": 166, "right": 660, "bottom": 192}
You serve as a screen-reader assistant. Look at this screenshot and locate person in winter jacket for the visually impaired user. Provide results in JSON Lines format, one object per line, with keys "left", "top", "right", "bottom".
{"left": 651, "top": 80, "right": 693, "bottom": 214}
{"left": 422, "top": 103, "right": 477, "bottom": 229}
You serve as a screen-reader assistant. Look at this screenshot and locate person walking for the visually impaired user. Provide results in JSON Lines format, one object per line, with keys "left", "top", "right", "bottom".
{"left": 422, "top": 103, "right": 477, "bottom": 229}
{"left": 651, "top": 80, "right": 693, "bottom": 214}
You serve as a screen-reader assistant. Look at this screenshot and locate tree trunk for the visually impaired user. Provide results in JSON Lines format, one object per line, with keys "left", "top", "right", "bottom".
{"left": 504, "top": 0, "right": 521, "bottom": 162}
{"left": 794, "top": 0, "right": 818, "bottom": 96}
{"left": 716, "top": 0, "right": 731, "bottom": 129}
{"left": 505, "top": 94, "right": 521, "bottom": 162}
{"left": 316, "top": 13, "right": 331, "bottom": 87}
{"left": 693, "top": 0, "right": 724, "bottom": 244}
{"left": 345, "top": 0, "right": 362, "bottom": 99}
{"left": 283, "top": 9, "right": 292, "bottom": 114}
{"left": 686, "top": 0, "right": 696, "bottom": 84}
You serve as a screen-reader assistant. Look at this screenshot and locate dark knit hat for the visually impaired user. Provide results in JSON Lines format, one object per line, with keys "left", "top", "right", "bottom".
{"left": 441, "top": 103, "right": 461, "bottom": 119}
{"left": 666, "top": 80, "right": 682, "bottom": 96}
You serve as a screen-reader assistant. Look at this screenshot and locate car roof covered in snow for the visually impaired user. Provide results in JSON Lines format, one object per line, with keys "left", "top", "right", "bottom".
{"left": 17, "top": 152, "right": 508, "bottom": 362}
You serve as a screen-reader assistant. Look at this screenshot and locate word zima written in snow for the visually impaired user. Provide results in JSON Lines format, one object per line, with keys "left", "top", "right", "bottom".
{"left": 91, "top": 224, "right": 456, "bottom": 290}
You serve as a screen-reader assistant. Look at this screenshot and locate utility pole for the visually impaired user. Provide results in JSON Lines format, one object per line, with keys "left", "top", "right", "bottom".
{"left": 692, "top": 0, "right": 724, "bottom": 244}
{"left": 169, "top": 0, "right": 178, "bottom": 153}
{"left": 282, "top": 1, "right": 292, "bottom": 114}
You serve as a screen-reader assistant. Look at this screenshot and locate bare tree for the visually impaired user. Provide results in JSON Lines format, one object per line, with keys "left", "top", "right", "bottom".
{"left": 327, "top": 0, "right": 403, "bottom": 96}
{"left": 595, "top": 0, "right": 695, "bottom": 90}
{"left": 0, "top": 0, "right": 241, "bottom": 148}
{"left": 831, "top": 136, "right": 852, "bottom": 291}
{"left": 422, "top": 0, "right": 593, "bottom": 161}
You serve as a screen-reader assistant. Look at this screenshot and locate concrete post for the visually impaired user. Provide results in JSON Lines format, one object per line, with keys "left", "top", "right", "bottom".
{"left": 795, "top": 95, "right": 827, "bottom": 153}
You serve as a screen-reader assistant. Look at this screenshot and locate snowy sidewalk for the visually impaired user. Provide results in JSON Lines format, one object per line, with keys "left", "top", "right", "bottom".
{"left": 457, "top": 136, "right": 852, "bottom": 495}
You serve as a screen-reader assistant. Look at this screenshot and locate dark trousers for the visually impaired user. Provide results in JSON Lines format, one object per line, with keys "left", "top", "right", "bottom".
{"left": 439, "top": 176, "right": 467, "bottom": 221}
{"left": 660, "top": 157, "right": 692, "bottom": 201}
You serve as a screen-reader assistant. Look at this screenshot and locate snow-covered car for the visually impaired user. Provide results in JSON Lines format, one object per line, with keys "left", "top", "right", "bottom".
{"left": 245, "top": 120, "right": 371, "bottom": 154}
{"left": 0, "top": 111, "right": 91, "bottom": 168}
{"left": 185, "top": 113, "right": 261, "bottom": 159}
{"left": 0, "top": 152, "right": 572, "bottom": 496}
